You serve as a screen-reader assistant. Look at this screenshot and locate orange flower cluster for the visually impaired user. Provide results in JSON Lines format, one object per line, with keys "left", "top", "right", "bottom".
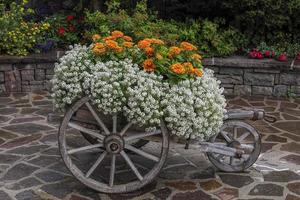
{"left": 143, "top": 59, "right": 155, "bottom": 72}
{"left": 170, "top": 62, "right": 203, "bottom": 77}
{"left": 168, "top": 46, "right": 181, "bottom": 58}
{"left": 92, "top": 30, "right": 134, "bottom": 55}
{"left": 138, "top": 38, "right": 164, "bottom": 57}
{"left": 180, "top": 41, "right": 197, "bottom": 51}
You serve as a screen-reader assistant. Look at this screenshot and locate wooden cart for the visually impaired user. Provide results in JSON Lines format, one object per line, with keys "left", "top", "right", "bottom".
{"left": 58, "top": 97, "right": 271, "bottom": 193}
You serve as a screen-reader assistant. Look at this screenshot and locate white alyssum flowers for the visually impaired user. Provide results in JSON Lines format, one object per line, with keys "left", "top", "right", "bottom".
{"left": 52, "top": 46, "right": 226, "bottom": 140}
{"left": 162, "top": 69, "right": 226, "bottom": 140}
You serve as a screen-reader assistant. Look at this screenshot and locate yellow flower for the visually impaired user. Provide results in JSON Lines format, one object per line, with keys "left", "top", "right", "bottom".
{"left": 183, "top": 62, "right": 194, "bottom": 73}
{"left": 168, "top": 46, "right": 181, "bottom": 58}
{"left": 92, "top": 34, "right": 101, "bottom": 42}
{"left": 115, "top": 46, "right": 123, "bottom": 53}
{"left": 143, "top": 59, "right": 155, "bottom": 72}
{"left": 170, "top": 63, "right": 185, "bottom": 74}
{"left": 156, "top": 53, "right": 163, "bottom": 60}
{"left": 93, "top": 43, "right": 106, "bottom": 55}
{"left": 105, "top": 40, "right": 119, "bottom": 49}
{"left": 180, "top": 41, "right": 197, "bottom": 51}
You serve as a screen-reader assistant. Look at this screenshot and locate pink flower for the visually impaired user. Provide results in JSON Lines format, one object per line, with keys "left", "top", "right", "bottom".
{"left": 68, "top": 25, "right": 76, "bottom": 32}
{"left": 296, "top": 52, "right": 300, "bottom": 61}
{"left": 264, "top": 50, "right": 271, "bottom": 57}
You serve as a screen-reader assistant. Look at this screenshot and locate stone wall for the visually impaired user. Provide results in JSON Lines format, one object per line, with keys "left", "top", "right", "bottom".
{"left": 1, "top": 52, "right": 300, "bottom": 97}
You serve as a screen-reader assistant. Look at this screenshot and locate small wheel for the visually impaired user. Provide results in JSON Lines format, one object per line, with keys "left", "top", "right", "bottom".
{"left": 59, "top": 97, "right": 169, "bottom": 193}
{"left": 207, "top": 120, "right": 261, "bottom": 172}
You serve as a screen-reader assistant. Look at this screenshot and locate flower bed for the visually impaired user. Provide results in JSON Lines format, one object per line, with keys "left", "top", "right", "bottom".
{"left": 51, "top": 31, "right": 226, "bottom": 140}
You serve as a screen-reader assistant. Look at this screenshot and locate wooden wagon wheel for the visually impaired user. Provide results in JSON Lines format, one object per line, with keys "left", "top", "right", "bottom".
{"left": 207, "top": 120, "right": 261, "bottom": 172}
{"left": 59, "top": 97, "right": 169, "bottom": 193}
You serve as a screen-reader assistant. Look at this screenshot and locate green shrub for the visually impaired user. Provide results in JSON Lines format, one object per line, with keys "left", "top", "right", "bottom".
{"left": 0, "top": 0, "right": 49, "bottom": 55}
{"left": 83, "top": 0, "right": 241, "bottom": 57}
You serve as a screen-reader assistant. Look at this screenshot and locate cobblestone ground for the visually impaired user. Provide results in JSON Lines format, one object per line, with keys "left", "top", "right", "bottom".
{"left": 0, "top": 92, "right": 299, "bottom": 200}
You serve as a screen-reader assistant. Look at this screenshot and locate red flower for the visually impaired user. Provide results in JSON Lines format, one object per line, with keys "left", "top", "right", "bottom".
{"left": 272, "top": 51, "right": 276, "bottom": 58}
{"left": 296, "top": 52, "right": 300, "bottom": 61}
{"left": 249, "top": 51, "right": 257, "bottom": 58}
{"left": 278, "top": 53, "right": 287, "bottom": 62}
{"left": 66, "top": 15, "right": 75, "bottom": 21}
{"left": 57, "top": 27, "right": 65, "bottom": 36}
{"left": 264, "top": 50, "right": 271, "bottom": 57}
{"left": 69, "top": 25, "right": 76, "bottom": 32}
{"left": 256, "top": 52, "right": 263, "bottom": 59}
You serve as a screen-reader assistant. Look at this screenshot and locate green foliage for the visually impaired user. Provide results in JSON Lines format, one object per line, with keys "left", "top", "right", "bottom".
{"left": 83, "top": 0, "right": 240, "bottom": 57}
{"left": 43, "top": 14, "right": 82, "bottom": 47}
{"left": 0, "top": 0, "right": 49, "bottom": 55}
{"left": 222, "top": 0, "right": 300, "bottom": 46}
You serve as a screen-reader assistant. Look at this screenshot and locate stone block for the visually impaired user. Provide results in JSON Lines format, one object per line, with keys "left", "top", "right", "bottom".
{"left": 30, "top": 85, "right": 45, "bottom": 91}
{"left": 252, "top": 86, "right": 273, "bottom": 96}
{"left": 14, "top": 63, "right": 36, "bottom": 70}
{"left": 35, "top": 69, "right": 45, "bottom": 81}
{"left": 46, "top": 75, "right": 54, "bottom": 80}
{"left": 0, "top": 84, "right": 5, "bottom": 93}
{"left": 273, "top": 85, "right": 288, "bottom": 97}
{"left": 45, "top": 81, "right": 52, "bottom": 90}
{"left": 234, "top": 85, "right": 251, "bottom": 96}
{"left": 37, "top": 63, "right": 54, "bottom": 69}
{"left": 219, "top": 67, "right": 243, "bottom": 75}
{"left": 46, "top": 68, "right": 54, "bottom": 75}
{"left": 0, "top": 64, "right": 12, "bottom": 71}
{"left": 291, "top": 86, "right": 300, "bottom": 94}
{"left": 21, "top": 70, "right": 34, "bottom": 81}
{"left": 221, "top": 84, "right": 234, "bottom": 89}
{"left": 280, "top": 73, "right": 300, "bottom": 85}
{"left": 244, "top": 72, "right": 274, "bottom": 86}
{"left": 216, "top": 74, "right": 243, "bottom": 85}
{"left": 254, "top": 68, "right": 280, "bottom": 73}
{"left": 21, "top": 85, "right": 31, "bottom": 92}
{"left": 21, "top": 81, "right": 29, "bottom": 85}
{"left": 30, "top": 81, "right": 44, "bottom": 85}
{"left": 206, "top": 66, "right": 219, "bottom": 73}
{"left": 223, "top": 88, "right": 234, "bottom": 96}
{"left": 0, "top": 72, "right": 4, "bottom": 82}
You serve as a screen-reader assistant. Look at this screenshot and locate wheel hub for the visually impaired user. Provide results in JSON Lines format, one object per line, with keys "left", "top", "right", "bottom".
{"left": 228, "top": 140, "right": 243, "bottom": 158}
{"left": 104, "top": 134, "right": 124, "bottom": 154}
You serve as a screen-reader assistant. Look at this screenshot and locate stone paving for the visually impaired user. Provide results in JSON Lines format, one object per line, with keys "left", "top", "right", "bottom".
{"left": 0, "top": 92, "right": 299, "bottom": 200}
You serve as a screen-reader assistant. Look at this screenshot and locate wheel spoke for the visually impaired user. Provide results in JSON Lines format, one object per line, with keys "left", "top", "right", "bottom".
{"left": 112, "top": 115, "right": 117, "bottom": 134}
{"left": 241, "top": 144, "right": 254, "bottom": 151}
{"left": 119, "top": 122, "right": 133, "bottom": 136}
{"left": 85, "top": 151, "right": 107, "bottom": 178}
{"left": 109, "top": 155, "right": 116, "bottom": 187}
{"left": 120, "top": 151, "right": 143, "bottom": 181}
{"left": 233, "top": 126, "right": 238, "bottom": 139}
{"left": 124, "top": 130, "right": 161, "bottom": 142}
{"left": 68, "top": 122, "right": 104, "bottom": 140}
{"left": 68, "top": 143, "right": 103, "bottom": 155}
{"left": 237, "top": 132, "right": 250, "bottom": 142}
{"left": 125, "top": 144, "right": 159, "bottom": 162}
{"left": 220, "top": 131, "right": 232, "bottom": 143}
{"left": 85, "top": 102, "right": 110, "bottom": 135}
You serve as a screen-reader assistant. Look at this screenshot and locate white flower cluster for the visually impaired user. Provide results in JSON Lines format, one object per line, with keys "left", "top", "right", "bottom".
{"left": 162, "top": 69, "right": 226, "bottom": 140}
{"left": 52, "top": 46, "right": 226, "bottom": 140}
{"left": 123, "top": 72, "right": 166, "bottom": 131}
{"left": 51, "top": 45, "right": 91, "bottom": 109}
{"left": 88, "top": 59, "right": 140, "bottom": 114}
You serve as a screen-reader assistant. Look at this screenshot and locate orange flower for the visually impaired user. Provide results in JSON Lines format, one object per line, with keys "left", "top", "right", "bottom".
{"left": 111, "top": 30, "right": 124, "bottom": 38}
{"left": 169, "top": 46, "right": 181, "bottom": 55}
{"left": 92, "top": 34, "right": 101, "bottom": 42}
{"left": 145, "top": 47, "right": 154, "bottom": 56}
{"left": 193, "top": 68, "right": 203, "bottom": 77}
{"left": 143, "top": 59, "right": 155, "bottom": 72}
{"left": 138, "top": 39, "right": 151, "bottom": 49}
{"left": 93, "top": 43, "right": 106, "bottom": 55}
{"left": 170, "top": 63, "right": 185, "bottom": 74}
{"left": 183, "top": 62, "right": 194, "bottom": 73}
{"left": 123, "top": 36, "right": 133, "bottom": 42}
{"left": 180, "top": 41, "right": 197, "bottom": 51}
{"left": 105, "top": 40, "right": 119, "bottom": 49}
{"left": 156, "top": 53, "right": 163, "bottom": 60}
{"left": 103, "top": 36, "right": 116, "bottom": 41}
{"left": 123, "top": 41, "right": 134, "bottom": 48}
{"left": 191, "top": 53, "right": 202, "bottom": 60}
{"left": 150, "top": 38, "right": 164, "bottom": 45}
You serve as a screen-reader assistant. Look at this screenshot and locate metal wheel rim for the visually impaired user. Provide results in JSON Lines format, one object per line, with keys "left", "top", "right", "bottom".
{"left": 59, "top": 97, "right": 169, "bottom": 193}
{"left": 207, "top": 120, "right": 261, "bottom": 172}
